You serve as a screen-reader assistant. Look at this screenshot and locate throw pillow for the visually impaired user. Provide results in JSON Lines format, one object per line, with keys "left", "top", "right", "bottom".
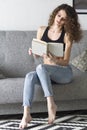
{"left": 71, "top": 49, "right": 87, "bottom": 72}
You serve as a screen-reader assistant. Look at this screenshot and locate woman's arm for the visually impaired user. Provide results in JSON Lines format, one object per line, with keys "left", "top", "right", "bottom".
{"left": 44, "top": 33, "right": 72, "bottom": 66}
{"left": 37, "top": 26, "right": 47, "bottom": 39}
{"left": 29, "top": 26, "right": 46, "bottom": 57}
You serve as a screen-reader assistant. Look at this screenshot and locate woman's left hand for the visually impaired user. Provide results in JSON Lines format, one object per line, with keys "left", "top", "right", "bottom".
{"left": 43, "top": 53, "right": 57, "bottom": 65}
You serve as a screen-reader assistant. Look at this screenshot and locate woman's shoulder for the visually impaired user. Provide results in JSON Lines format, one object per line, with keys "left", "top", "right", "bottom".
{"left": 37, "top": 26, "right": 47, "bottom": 39}
{"left": 38, "top": 26, "right": 47, "bottom": 32}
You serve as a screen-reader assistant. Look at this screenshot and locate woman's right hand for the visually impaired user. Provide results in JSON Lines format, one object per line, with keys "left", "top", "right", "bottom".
{"left": 28, "top": 48, "right": 32, "bottom": 55}
{"left": 28, "top": 48, "right": 40, "bottom": 58}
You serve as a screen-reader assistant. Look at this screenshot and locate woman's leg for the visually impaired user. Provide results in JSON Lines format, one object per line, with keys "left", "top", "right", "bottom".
{"left": 36, "top": 64, "right": 57, "bottom": 124}
{"left": 37, "top": 64, "right": 73, "bottom": 84}
{"left": 47, "top": 96, "right": 57, "bottom": 124}
{"left": 19, "top": 106, "right": 32, "bottom": 129}
{"left": 19, "top": 71, "right": 40, "bottom": 129}
{"left": 36, "top": 64, "right": 73, "bottom": 123}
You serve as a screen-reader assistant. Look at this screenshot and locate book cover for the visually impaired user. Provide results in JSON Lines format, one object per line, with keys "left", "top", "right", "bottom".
{"left": 32, "top": 38, "right": 47, "bottom": 56}
{"left": 32, "top": 38, "right": 64, "bottom": 57}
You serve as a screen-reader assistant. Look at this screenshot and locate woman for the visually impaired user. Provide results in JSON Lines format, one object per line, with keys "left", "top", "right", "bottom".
{"left": 19, "top": 4, "right": 82, "bottom": 129}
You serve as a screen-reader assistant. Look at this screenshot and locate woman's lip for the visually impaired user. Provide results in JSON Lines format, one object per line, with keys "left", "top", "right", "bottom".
{"left": 57, "top": 21, "right": 60, "bottom": 24}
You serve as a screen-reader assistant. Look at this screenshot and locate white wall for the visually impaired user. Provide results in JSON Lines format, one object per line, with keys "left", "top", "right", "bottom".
{"left": 78, "top": 15, "right": 87, "bottom": 30}
{"left": 0, "top": 0, "right": 86, "bottom": 30}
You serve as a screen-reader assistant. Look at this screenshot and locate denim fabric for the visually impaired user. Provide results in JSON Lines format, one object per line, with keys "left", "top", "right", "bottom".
{"left": 23, "top": 64, "right": 73, "bottom": 107}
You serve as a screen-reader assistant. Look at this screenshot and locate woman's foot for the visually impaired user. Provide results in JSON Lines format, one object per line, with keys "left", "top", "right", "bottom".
{"left": 19, "top": 114, "right": 32, "bottom": 129}
{"left": 48, "top": 104, "right": 57, "bottom": 124}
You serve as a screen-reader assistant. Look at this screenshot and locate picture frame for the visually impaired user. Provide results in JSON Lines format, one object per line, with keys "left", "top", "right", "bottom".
{"left": 73, "top": 0, "right": 87, "bottom": 14}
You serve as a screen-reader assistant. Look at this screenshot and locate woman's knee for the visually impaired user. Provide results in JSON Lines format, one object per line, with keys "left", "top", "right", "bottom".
{"left": 36, "top": 64, "right": 43, "bottom": 72}
{"left": 25, "top": 71, "right": 37, "bottom": 80}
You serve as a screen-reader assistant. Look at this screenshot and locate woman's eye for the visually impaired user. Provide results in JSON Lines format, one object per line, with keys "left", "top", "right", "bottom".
{"left": 58, "top": 15, "right": 60, "bottom": 17}
{"left": 62, "top": 18, "right": 66, "bottom": 21}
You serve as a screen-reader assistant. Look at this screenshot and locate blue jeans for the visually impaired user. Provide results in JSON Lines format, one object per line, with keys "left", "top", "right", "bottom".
{"left": 23, "top": 64, "right": 73, "bottom": 107}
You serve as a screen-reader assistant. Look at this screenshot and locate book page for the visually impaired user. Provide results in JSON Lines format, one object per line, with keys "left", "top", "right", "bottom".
{"left": 48, "top": 43, "right": 64, "bottom": 57}
{"left": 32, "top": 38, "right": 47, "bottom": 56}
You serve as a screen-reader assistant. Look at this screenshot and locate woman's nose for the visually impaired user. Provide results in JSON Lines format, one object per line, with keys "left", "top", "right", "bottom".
{"left": 58, "top": 18, "right": 61, "bottom": 22}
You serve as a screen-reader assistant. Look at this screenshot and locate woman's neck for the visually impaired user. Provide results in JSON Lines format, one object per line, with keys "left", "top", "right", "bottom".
{"left": 50, "top": 25, "right": 63, "bottom": 33}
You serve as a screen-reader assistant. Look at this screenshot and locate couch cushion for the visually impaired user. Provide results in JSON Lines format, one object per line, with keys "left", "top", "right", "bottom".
{"left": 0, "top": 30, "right": 87, "bottom": 77}
{"left": 52, "top": 65, "right": 87, "bottom": 101}
{"left": 0, "top": 78, "right": 24, "bottom": 104}
{"left": 0, "top": 31, "right": 37, "bottom": 77}
{"left": 0, "top": 67, "right": 87, "bottom": 104}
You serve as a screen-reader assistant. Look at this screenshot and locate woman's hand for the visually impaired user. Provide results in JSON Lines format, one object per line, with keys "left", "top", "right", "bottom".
{"left": 28, "top": 48, "right": 32, "bottom": 55}
{"left": 43, "top": 53, "right": 57, "bottom": 65}
{"left": 42, "top": 53, "right": 50, "bottom": 65}
{"left": 28, "top": 48, "right": 40, "bottom": 58}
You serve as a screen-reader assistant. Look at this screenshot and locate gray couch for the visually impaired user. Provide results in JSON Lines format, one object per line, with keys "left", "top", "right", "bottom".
{"left": 0, "top": 31, "right": 87, "bottom": 115}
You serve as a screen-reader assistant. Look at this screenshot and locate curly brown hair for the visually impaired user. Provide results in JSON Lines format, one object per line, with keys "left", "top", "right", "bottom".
{"left": 48, "top": 4, "right": 82, "bottom": 43}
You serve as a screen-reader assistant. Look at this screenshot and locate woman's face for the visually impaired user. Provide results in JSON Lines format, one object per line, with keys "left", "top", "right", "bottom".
{"left": 54, "top": 9, "right": 67, "bottom": 27}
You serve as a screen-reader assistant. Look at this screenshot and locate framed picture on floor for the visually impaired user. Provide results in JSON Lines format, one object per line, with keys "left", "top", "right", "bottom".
{"left": 73, "top": 0, "right": 87, "bottom": 14}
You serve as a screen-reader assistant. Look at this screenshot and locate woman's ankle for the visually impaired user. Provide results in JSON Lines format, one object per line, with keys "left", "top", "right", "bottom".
{"left": 24, "top": 106, "right": 31, "bottom": 117}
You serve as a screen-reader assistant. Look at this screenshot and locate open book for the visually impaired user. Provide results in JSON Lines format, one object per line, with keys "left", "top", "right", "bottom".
{"left": 32, "top": 38, "right": 64, "bottom": 57}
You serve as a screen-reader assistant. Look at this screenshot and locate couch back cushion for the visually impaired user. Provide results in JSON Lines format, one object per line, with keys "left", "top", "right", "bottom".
{"left": 0, "top": 31, "right": 87, "bottom": 77}
{"left": 0, "top": 31, "right": 36, "bottom": 77}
